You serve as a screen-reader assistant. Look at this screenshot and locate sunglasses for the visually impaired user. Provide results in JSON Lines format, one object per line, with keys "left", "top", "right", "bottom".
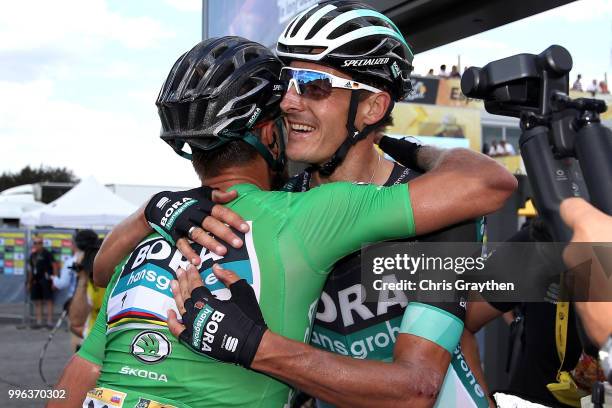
{"left": 280, "top": 67, "right": 382, "bottom": 100}
{"left": 33, "top": 241, "right": 43, "bottom": 245}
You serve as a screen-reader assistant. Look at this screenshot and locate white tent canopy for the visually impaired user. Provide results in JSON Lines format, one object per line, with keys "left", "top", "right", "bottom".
{"left": 20, "top": 176, "right": 137, "bottom": 228}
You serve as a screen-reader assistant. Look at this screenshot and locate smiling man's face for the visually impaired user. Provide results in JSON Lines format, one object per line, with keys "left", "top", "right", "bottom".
{"left": 280, "top": 61, "right": 354, "bottom": 165}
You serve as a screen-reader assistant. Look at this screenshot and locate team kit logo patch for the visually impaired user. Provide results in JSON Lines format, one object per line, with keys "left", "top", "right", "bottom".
{"left": 131, "top": 331, "right": 171, "bottom": 364}
{"left": 83, "top": 387, "right": 127, "bottom": 408}
{"left": 105, "top": 227, "right": 261, "bottom": 333}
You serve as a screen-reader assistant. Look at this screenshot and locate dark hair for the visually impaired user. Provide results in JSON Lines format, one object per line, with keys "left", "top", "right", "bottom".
{"left": 191, "top": 140, "right": 259, "bottom": 181}
{"left": 74, "top": 229, "right": 98, "bottom": 251}
{"left": 440, "top": 64, "right": 446, "bottom": 70}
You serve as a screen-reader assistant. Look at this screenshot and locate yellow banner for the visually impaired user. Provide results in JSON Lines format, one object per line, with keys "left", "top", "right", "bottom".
{"left": 389, "top": 102, "right": 482, "bottom": 151}
{"left": 436, "top": 78, "right": 484, "bottom": 109}
{"left": 433, "top": 79, "right": 611, "bottom": 120}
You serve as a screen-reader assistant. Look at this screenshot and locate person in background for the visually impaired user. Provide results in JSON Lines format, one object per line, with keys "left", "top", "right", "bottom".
{"left": 438, "top": 64, "right": 448, "bottom": 77}
{"left": 586, "top": 79, "right": 598, "bottom": 96}
{"left": 67, "top": 230, "right": 103, "bottom": 344}
{"left": 28, "top": 235, "right": 59, "bottom": 329}
{"left": 426, "top": 68, "right": 435, "bottom": 76}
{"left": 488, "top": 140, "right": 501, "bottom": 157}
{"left": 500, "top": 139, "right": 516, "bottom": 156}
{"left": 572, "top": 74, "right": 583, "bottom": 91}
{"left": 482, "top": 142, "right": 490, "bottom": 155}
{"left": 598, "top": 81, "right": 609, "bottom": 94}
{"left": 450, "top": 65, "right": 461, "bottom": 78}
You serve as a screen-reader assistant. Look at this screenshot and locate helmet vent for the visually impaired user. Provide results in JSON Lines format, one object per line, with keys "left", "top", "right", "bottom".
{"left": 239, "top": 78, "right": 258, "bottom": 95}
{"left": 365, "top": 16, "right": 387, "bottom": 28}
{"left": 336, "top": 36, "right": 381, "bottom": 56}
{"left": 305, "top": 18, "right": 330, "bottom": 40}
{"left": 244, "top": 50, "right": 260, "bottom": 63}
{"left": 328, "top": 22, "right": 361, "bottom": 40}
{"left": 212, "top": 45, "right": 228, "bottom": 59}
{"left": 187, "top": 67, "right": 204, "bottom": 92}
{"left": 290, "top": 11, "right": 311, "bottom": 37}
{"left": 175, "top": 103, "right": 191, "bottom": 130}
{"left": 212, "top": 62, "right": 235, "bottom": 86}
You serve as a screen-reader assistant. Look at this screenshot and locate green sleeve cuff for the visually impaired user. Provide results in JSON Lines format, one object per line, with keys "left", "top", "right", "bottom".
{"left": 77, "top": 346, "right": 103, "bottom": 367}
{"left": 399, "top": 302, "right": 464, "bottom": 353}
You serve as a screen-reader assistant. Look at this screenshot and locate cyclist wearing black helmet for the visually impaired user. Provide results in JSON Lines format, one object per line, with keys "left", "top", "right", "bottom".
{"left": 51, "top": 34, "right": 511, "bottom": 408}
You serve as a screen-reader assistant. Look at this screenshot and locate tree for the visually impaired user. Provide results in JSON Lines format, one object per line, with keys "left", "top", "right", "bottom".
{"left": 0, "top": 165, "right": 79, "bottom": 192}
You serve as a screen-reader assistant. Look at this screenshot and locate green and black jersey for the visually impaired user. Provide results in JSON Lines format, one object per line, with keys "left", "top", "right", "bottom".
{"left": 78, "top": 182, "right": 416, "bottom": 408}
{"left": 285, "top": 164, "right": 489, "bottom": 408}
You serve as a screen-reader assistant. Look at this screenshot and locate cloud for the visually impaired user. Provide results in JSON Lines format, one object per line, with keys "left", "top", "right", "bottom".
{"left": 0, "top": 79, "right": 199, "bottom": 187}
{"left": 99, "top": 61, "right": 140, "bottom": 79}
{"left": 0, "top": 48, "right": 72, "bottom": 82}
{"left": 163, "top": 0, "right": 202, "bottom": 12}
{"left": 530, "top": 0, "right": 612, "bottom": 23}
{"left": 0, "top": 0, "right": 175, "bottom": 53}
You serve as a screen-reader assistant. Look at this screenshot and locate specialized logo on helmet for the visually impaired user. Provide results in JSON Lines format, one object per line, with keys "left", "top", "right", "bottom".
{"left": 131, "top": 331, "right": 171, "bottom": 364}
{"left": 341, "top": 57, "right": 390, "bottom": 68}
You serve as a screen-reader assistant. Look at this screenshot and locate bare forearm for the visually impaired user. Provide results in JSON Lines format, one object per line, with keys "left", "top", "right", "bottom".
{"left": 415, "top": 146, "right": 447, "bottom": 172}
{"left": 93, "top": 203, "right": 150, "bottom": 287}
{"left": 47, "top": 355, "right": 100, "bottom": 407}
{"left": 410, "top": 148, "right": 517, "bottom": 235}
{"left": 252, "top": 332, "right": 442, "bottom": 408}
{"left": 68, "top": 276, "right": 89, "bottom": 337}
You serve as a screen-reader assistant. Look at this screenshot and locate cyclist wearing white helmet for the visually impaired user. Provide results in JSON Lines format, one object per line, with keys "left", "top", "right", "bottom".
{"left": 271, "top": 2, "right": 512, "bottom": 407}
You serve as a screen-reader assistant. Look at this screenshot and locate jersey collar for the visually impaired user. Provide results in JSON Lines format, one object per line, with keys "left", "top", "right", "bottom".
{"left": 228, "top": 183, "right": 261, "bottom": 195}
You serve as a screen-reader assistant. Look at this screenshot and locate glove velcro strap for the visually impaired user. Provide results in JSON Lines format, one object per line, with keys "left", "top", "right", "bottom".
{"left": 239, "top": 324, "right": 266, "bottom": 369}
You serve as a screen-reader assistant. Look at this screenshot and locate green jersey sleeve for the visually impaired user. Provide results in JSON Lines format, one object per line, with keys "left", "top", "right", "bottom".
{"left": 77, "top": 264, "right": 122, "bottom": 365}
{"left": 288, "top": 182, "right": 415, "bottom": 272}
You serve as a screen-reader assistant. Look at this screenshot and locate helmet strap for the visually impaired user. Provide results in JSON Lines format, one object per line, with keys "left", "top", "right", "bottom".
{"left": 316, "top": 91, "right": 395, "bottom": 177}
{"left": 169, "top": 139, "right": 193, "bottom": 160}
{"left": 242, "top": 117, "right": 286, "bottom": 172}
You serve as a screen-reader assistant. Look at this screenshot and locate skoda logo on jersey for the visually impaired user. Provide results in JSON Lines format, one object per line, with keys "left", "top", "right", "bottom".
{"left": 131, "top": 331, "right": 171, "bottom": 364}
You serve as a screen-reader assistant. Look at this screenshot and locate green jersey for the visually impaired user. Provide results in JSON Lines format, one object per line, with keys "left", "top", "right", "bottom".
{"left": 78, "top": 182, "right": 415, "bottom": 408}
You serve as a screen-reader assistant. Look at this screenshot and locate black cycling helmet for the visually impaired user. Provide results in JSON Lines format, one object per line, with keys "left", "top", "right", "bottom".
{"left": 157, "top": 36, "right": 285, "bottom": 169}
{"left": 276, "top": 0, "right": 414, "bottom": 101}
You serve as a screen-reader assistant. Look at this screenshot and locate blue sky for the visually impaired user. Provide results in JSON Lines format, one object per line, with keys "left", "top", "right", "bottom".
{"left": 1, "top": 0, "right": 610, "bottom": 188}
{"left": 417, "top": 0, "right": 612, "bottom": 83}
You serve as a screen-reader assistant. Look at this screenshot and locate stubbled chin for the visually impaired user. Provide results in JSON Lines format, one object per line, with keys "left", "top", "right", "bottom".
{"left": 286, "top": 138, "right": 318, "bottom": 163}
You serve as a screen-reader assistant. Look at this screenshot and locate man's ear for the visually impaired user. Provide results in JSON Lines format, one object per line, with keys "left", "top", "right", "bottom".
{"left": 359, "top": 91, "right": 392, "bottom": 126}
{"left": 258, "top": 121, "right": 280, "bottom": 157}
